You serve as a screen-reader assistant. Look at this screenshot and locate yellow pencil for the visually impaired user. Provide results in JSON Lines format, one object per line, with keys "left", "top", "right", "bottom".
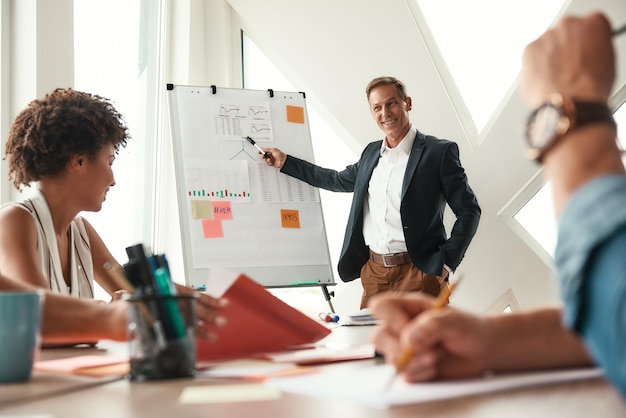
{"left": 384, "top": 274, "right": 464, "bottom": 391}
{"left": 104, "top": 261, "right": 135, "bottom": 293}
{"left": 103, "top": 261, "right": 155, "bottom": 324}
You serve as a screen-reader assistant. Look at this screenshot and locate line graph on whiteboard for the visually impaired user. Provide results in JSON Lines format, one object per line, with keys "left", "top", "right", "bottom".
{"left": 213, "top": 100, "right": 274, "bottom": 142}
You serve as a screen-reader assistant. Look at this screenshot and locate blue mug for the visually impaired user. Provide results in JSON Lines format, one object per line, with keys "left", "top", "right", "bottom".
{"left": 0, "top": 290, "right": 44, "bottom": 383}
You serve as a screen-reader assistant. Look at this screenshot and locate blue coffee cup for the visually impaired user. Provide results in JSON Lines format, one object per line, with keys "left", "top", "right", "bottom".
{"left": 0, "top": 290, "right": 44, "bottom": 383}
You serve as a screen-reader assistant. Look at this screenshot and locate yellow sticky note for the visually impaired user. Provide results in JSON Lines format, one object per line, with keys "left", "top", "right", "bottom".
{"left": 286, "top": 105, "right": 305, "bottom": 124}
{"left": 280, "top": 209, "right": 300, "bottom": 228}
{"left": 179, "top": 384, "right": 281, "bottom": 404}
{"left": 202, "top": 219, "right": 224, "bottom": 238}
{"left": 212, "top": 200, "right": 233, "bottom": 220}
{"left": 191, "top": 200, "right": 213, "bottom": 220}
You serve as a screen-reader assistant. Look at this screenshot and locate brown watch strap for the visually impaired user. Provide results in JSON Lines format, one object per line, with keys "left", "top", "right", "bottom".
{"left": 574, "top": 100, "right": 616, "bottom": 130}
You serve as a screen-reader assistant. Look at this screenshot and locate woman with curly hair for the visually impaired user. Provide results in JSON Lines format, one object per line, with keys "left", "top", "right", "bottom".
{"left": 0, "top": 88, "right": 225, "bottom": 343}
{"left": 1, "top": 88, "right": 129, "bottom": 297}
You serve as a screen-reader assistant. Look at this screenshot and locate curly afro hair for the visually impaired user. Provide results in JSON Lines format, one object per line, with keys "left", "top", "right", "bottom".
{"left": 5, "top": 88, "right": 130, "bottom": 191}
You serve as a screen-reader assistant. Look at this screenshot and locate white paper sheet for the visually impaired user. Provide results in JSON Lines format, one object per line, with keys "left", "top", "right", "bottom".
{"left": 265, "top": 363, "right": 603, "bottom": 409}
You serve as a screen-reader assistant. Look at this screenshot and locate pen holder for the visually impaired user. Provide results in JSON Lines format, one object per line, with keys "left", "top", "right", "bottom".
{"left": 127, "top": 294, "right": 197, "bottom": 381}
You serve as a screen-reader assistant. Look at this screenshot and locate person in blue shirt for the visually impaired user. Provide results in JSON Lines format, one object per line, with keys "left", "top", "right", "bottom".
{"left": 370, "top": 12, "right": 626, "bottom": 398}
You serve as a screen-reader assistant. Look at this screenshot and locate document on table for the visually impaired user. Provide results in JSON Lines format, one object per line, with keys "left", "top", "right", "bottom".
{"left": 34, "top": 355, "right": 129, "bottom": 377}
{"left": 338, "top": 308, "right": 379, "bottom": 326}
{"left": 196, "top": 359, "right": 315, "bottom": 381}
{"left": 265, "top": 363, "right": 603, "bottom": 409}
{"left": 261, "top": 343, "right": 376, "bottom": 365}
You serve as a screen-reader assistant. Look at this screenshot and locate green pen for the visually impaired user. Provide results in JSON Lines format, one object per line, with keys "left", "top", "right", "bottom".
{"left": 154, "top": 267, "right": 187, "bottom": 339}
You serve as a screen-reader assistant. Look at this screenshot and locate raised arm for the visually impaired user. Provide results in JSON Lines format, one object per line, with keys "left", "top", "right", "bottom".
{"left": 521, "top": 13, "right": 624, "bottom": 217}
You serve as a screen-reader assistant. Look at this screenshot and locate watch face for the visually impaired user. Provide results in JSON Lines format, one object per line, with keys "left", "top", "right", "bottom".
{"left": 526, "top": 94, "right": 614, "bottom": 162}
{"left": 527, "top": 103, "right": 567, "bottom": 149}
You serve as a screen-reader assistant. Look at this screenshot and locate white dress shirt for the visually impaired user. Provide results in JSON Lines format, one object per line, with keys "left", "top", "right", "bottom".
{"left": 363, "top": 125, "right": 417, "bottom": 255}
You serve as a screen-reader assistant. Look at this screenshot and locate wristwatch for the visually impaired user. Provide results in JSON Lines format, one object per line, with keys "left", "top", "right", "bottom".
{"left": 525, "top": 93, "right": 616, "bottom": 162}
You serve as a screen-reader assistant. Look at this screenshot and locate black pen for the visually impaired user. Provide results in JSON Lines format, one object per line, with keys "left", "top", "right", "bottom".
{"left": 613, "top": 23, "right": 626, "bottom": 37}
{"left": 245, "top": 136, "right": 270, "bottom": 159}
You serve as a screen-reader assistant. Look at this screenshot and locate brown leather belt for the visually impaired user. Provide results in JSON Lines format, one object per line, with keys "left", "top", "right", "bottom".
{"left": 369, "top": 250, "right": 411, "bottom": 267}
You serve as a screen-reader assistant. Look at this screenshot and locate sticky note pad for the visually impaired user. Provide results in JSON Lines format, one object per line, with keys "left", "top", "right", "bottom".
{"left": 34, "top": 355, "right": 129, "bottom": 377}
{"left": 191, "top": 200, "right": 213, "bottom": 220}
{"left": 212, "top": 200, "right": 233, "bottom": 220}
{"left": 202, "top": 219, "right": 224, "bottom": 238}
{"left": 179, "top": 384, "right": 281, "bottom": 404}
{"left": 286, "top": 105, "right": 305, "bottom": 124}
{"left": 280, "top": 209, "right": 300, "bottom": 228}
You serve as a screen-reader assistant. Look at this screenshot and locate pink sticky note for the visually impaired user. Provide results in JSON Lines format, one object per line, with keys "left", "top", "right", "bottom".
{"left": 34, "top": 355, "right": 129, "bottom": 372}
{"left": 202, "top": 219, "right": 224, "bottom": 238}
{"left": 212, "top": 201, "right": 233, "bottom": 220}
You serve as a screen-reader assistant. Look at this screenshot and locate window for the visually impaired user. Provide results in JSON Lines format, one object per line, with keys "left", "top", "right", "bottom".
{"left": 74, "top": 0, "right": 164, "bottom": 299}
{"left": 0, "top": 2, "right": 9, "bottom": 202}
{"left": 414, "top": 0, "right": 566, "bottom": 134}
{"left": 514, "top": 182, "right": 556, "bottom": 257}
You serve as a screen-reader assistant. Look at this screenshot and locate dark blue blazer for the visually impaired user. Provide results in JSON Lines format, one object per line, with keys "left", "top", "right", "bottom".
{"left": 281, "top": 130, "right": 481, "bottom": 282}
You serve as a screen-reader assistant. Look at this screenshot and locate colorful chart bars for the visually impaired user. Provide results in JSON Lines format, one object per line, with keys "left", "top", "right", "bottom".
{"left": 188, "top": 189, "right": 250, "bottom": 198}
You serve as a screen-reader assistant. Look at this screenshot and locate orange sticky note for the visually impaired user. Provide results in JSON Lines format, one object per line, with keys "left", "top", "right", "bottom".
{"left": 202, "top": 219, "right": 224, "bottom": 238}
{"left": 212, "top": 201, "right": 233, "bottom": 220}
{"left": 280, "top": 209, "right": 300, "bottom": 228}
{"left": 286, "top": 105, "right": 305, "bottom": 124}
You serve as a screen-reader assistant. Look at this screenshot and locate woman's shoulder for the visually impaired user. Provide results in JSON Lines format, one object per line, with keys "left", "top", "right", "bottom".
{"left": 0, "top": 201, "right": 38, "bottom": 243}
{"left": 0, "top": 200, "right": 35, "bottom": 222}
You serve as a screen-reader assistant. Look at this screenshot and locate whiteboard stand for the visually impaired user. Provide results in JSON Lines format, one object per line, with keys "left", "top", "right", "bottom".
{"left": 321, "top": 285, "right": 336, "bottom": 313}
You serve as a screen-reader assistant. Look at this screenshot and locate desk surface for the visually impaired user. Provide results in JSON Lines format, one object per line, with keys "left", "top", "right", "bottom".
{"left": 0, "top": 344, "right": 124, "bottom": 409}
{"left": 2, "top": 326, "right": 625, "bottom": 418}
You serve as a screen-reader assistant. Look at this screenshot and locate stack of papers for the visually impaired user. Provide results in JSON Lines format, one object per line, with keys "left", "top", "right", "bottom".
{"left": 266, "top": 364, "right": 603, "bottom": 409}
{"left": 261, "top": 343, "right": 376, "bottom": 365}
{"left": 339, "top": 308, "right": 379, "bottom": 326}
{"left": 197, "top": 359, "right": 314, "bottom": 381}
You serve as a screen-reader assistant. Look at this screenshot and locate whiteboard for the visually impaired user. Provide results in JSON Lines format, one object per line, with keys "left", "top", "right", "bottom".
{"left": 167, "top": 84, "right": 335, "bottom": 288}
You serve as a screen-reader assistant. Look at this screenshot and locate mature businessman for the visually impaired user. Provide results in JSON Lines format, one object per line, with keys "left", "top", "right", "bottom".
{"left": 263, "top": 76, "right": 481, "bottom": 308}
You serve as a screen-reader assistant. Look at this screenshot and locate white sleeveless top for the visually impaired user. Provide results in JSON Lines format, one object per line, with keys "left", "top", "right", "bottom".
{"left": 6, "top": 190, "right": 95, "bottom": 298}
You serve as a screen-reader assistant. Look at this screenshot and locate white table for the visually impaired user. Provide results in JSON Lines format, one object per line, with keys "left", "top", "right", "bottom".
{"left": 2, "top": 326, "right": 625, "bottom": 418}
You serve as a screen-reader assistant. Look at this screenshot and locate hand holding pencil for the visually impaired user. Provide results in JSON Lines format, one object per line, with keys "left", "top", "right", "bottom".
{"left": 381, "top": 275, "right": 463, "bottom": 390}
{"left": 369, "top": 274, "right": 492, "bottom": 385}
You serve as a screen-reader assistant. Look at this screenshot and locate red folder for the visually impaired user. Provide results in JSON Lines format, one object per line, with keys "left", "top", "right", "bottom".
{"left": 196, "top": 273, "right": 331, "bottom": 362}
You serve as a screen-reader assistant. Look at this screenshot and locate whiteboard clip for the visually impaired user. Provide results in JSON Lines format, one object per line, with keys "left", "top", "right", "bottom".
{"left": 268, "top": 88, "right": 274, "bottom": 98}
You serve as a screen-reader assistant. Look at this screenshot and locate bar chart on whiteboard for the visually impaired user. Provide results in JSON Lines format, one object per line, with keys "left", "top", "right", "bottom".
{"left": 185, "top": 160, "right": 253, "bottom": 202}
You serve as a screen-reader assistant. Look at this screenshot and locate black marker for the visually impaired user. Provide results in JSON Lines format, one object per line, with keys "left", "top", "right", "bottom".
{"left": 614, "top": 23, "right": 626, "bottom": 38}
{"left": 244, "top": 136, "right": 270, "bottom": 159}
